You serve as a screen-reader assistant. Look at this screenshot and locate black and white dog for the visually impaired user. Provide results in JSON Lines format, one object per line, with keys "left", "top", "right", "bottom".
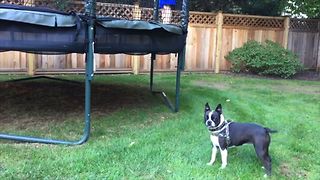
{"left": 204, "top": 103, "right": 277, "bottom": 177}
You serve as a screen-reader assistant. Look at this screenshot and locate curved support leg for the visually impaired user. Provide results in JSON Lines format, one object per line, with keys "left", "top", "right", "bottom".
{"left": 150, "top": 49, "right": 184, "bottom": 112}
{"left": 0, "top": 0, "right": 96, "bottom": 145}
{"left": 0, "top": 63, "right": 92, "bottom": 145}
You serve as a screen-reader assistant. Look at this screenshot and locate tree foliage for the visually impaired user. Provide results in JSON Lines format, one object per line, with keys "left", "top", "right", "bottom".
{"left": 189, "top": 0, "right": 320, "bottom": 18}
{"left": 190, "top": 0, "right": 237, "bottom": 13}
{"left": 285, "top": 0, "right": 320, "bottom": 18}
{"left": 190, "top": 0, "right": 286, "bottom": 16}
{"left": 237, "top": 0, "right": 286, "bottom": 16}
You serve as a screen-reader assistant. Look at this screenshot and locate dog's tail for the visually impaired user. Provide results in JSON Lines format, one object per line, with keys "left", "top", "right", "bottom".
{"left": 265, "top": 127, "right": 278, "bottom": 133}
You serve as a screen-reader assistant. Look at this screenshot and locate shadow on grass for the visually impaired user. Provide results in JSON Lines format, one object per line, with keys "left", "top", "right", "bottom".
{"left": 0, "top": 79, "right": 161, "bottom": 130}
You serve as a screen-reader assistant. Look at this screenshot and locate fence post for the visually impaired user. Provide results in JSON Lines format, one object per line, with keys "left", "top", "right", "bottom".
{"left": 317, "top": 38, "right": 320, "bottom": 72}
{"left": 283, "top": 17, "right": 290, "bottom": 49}
{"left": 317, "top": 21, "right": 320, "bottom": 72}
{"left": 24, "top": 0, "right": 34, "bottom": 6}
{"left": 27, "top": 53, "right": 36, "bottom": 76}
{"left": 25, "top": 0, "right": 36, "bottom": 75}
{"left": 132, "top": 3, "right": 141, "bottom": 75}
{"left": 215, "top": 11, "right": 223, "bottom": 73}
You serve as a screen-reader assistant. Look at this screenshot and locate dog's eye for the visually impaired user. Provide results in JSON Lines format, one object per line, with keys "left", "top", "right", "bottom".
{"left": 211, "top": 115, "right": 215, "bottom": 120}
{"left": 206, "top": 115, "right": 209, "bottom": 119}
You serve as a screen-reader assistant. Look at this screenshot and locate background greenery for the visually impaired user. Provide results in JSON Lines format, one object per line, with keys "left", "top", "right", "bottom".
{"left": 0, "top": 73, "right": 319, "bottom": 179}
{"left": 189, "top": 0, "right": 319, "bottom": 18}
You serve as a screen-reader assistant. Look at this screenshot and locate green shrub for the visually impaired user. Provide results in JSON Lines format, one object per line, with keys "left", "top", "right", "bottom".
{"left": 225, "top": 40, "right": 303, "bottom": 78}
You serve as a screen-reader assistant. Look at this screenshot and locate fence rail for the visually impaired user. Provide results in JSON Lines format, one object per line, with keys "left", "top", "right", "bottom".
{"left": 0, "top": 0, "right": 319, "bottom": 74}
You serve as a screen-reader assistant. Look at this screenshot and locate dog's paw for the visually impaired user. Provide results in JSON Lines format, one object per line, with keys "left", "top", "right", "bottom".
{"left": 263, "top": 174, "right": 268, "bottom": 178}
{"left": 206, "top": 162, "right": 214, "bottom": 166}
{"left": 220, "top": 164, "right": 227, "bottom": 169}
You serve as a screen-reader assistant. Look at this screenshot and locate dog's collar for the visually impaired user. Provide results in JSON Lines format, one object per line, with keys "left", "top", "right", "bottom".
{"left": 210, "top": 121, "right": 232, "bottom": 136}
{"left": 209, "top": 120, "right": 228, "bottom": 133}
{"left": 210, "top": 121, "right": 232, "bottom": 147}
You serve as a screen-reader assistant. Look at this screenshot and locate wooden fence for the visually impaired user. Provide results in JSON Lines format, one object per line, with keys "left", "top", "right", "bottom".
{"left": 288, "top": 19, "right": 320, "bottom": 69}
{"left": 0, "top": 0, "right": 319, "bottom": 74}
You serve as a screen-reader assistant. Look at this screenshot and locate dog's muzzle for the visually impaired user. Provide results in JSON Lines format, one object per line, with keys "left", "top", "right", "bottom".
{"left": 207, "top": 126, "right": 216, "bottom": 131}
{"left": 206, "top": 120, "right": 216, "bottom": 131}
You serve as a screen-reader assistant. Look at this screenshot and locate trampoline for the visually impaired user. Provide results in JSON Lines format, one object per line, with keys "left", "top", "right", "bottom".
{"left": 0, "top": 0, "right": 189, "bottom": 145}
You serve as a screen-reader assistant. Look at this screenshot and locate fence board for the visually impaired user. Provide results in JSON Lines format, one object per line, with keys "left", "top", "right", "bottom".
{"left": 217, "top": 27, "right": 286, "bottom": 71}
{"left": 288, "top": 31, "right": 319, "bottom": 69}
{"left": 185, "top": 25, "right": 216, "bottom": 71}
{"left": 0, "top": 51, "right": 27, "bottom": 71}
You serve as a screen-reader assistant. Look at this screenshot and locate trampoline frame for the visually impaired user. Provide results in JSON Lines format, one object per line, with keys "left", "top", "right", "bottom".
{"left": 0, "top": 0, "right": 189, "bottom": 145}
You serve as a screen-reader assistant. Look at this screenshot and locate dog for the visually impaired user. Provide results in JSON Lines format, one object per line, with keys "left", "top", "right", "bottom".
{"left": 204, "top": 103, "right": 277, "bottom": 177}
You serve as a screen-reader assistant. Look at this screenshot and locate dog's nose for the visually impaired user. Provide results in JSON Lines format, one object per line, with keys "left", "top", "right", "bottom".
{"left": 207, "top": 121, "right": 212, "bottom": 126}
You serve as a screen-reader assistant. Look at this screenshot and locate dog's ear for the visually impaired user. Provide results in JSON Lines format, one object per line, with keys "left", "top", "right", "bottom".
{"left": 205, "top": 103, "right": 210, "bottom": 111}
{"left": 215, "top": 104, "right": 222, "bottom": 114}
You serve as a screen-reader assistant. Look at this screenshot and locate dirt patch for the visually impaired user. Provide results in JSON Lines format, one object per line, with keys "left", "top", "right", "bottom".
{"left": 0, "top": 79, "right": 157, "bottom": 129}
{"left": 193, "top": 78, "right": 319, "bottom": 95}
{"left": 292, "top": 70, "right": 320, "bottom": 81}
{"left": 280, "top": 163, "right": 292, "bottom": 177}
{"left": 280, "top": 163, "right": 308, "bottom": 178}
{"left": 268, "top": 84, "right": 320, "bottom": 95}
{"left": 224, "top": 70, "right": 320, "bottom": 81}
{"left": 221, "top": 70, "right": 320, "bottom": 94}
{"left": 192, "top": 81, "right": 230, "bottom": 90}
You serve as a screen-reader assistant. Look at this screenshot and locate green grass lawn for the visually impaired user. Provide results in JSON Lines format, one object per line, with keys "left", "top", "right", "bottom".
{"left": 0, "top": 73, "right": 319, "bottom": 179}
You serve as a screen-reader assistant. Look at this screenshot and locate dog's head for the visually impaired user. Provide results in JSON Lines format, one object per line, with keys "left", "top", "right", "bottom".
{"left": 204, "top": 103, "right": 225, "bottom": 131}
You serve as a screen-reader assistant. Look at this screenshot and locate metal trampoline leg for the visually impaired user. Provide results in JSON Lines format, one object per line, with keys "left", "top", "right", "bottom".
{"left": 150, "top": 53, "right": 155, "bottom": 91}
{"left": 149, "top": 51, "right": 184, "bottom": 112}
{"left": 149, "top": 53, "right": 174, "bottom": 111}
{"left": 175, "top": 52, "right": 183, "bottom": 112}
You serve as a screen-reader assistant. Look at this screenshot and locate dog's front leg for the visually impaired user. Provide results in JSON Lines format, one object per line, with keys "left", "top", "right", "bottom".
{"left": 220, "top": 149, "right": 228, "bottom": 169}
{"left": 207, "top": 146, "right": 217, "bottom": 165}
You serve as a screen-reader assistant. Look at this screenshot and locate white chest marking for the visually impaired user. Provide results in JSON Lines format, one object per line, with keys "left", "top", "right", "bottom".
{"left": 210, "top": 135, "right": 220, "bottom": 148}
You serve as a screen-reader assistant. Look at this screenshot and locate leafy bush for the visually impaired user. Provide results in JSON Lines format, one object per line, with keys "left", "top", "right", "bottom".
{"left": 225, "top": 40, "right": 303, "bottom": 78}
